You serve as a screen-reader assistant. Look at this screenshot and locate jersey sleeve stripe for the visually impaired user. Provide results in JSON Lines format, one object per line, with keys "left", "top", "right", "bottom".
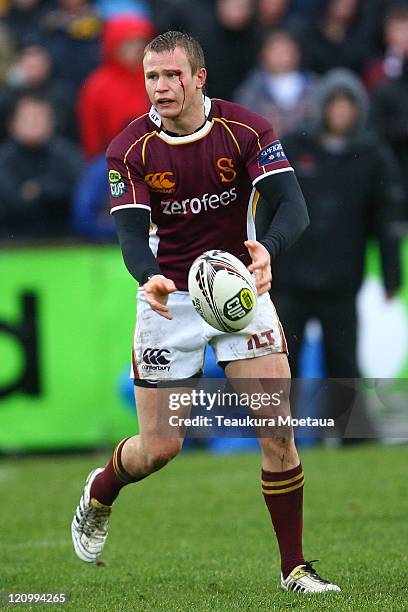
{"left": 122, "top": 130, "right": 157, "bottom": 204}
{"left": 123, "top": 130, "right": 157, "bottom": 163}
{"left": 128, "top": 112, "right": 149, "bottom": 127}
{"left": 213, "top": 118, "right": 241, "bottom": 154}
{"left": 253, "top": 167, "right": 294, "bottom": 186}
{"left": 110, "top": 203, "right": 151, "bottom": 215}
{"left": 221, "top": 118, "right": 266, "bottom": 174}
{"left": 141, "top": 132, "right": 157, "bottom": 166}
{"left": 125, "top": 160, "right": 137, "bottom": 204}
{"left": 222, "top": 118, "right": 262, "bottom": 141}
{"left": 252, "top": 190, "right": 260, "bottom": 218}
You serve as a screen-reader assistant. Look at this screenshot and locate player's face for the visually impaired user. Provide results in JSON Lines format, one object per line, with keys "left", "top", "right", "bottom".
{"left": 143, "top": 47, "right": 206, "bottom": 120}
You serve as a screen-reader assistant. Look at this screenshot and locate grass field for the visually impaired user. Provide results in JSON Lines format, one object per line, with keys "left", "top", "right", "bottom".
{"left": 1, "top": 444, "right": 407, "bottom": 611}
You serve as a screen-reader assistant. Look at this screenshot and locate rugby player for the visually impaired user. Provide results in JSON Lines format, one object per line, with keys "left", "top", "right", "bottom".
{"left": 71, "top": 31, "right": 340, "bottom": 594}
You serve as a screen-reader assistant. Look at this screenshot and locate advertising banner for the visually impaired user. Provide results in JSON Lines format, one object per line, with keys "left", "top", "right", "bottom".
{"left": 0, "top": 245, "right": 137, "bottom": 451}
{"left": 1, "top": 241, "right": 407, "bottom": 451}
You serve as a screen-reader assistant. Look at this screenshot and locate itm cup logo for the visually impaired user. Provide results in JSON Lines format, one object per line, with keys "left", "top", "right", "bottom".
{"left": 223, "top": 289, "right": 254, "bottom": 321}
{"left": 108, "top": 169, "right": 126, "bottom": 198}
{"left": 109, "top": 170, "right": 121, "bottom": 183}
{"left": 239, "top": 288, "right": 254, "bottom": 310}
{"left": 0, "top": 293, "right": 41, "bottom": 399}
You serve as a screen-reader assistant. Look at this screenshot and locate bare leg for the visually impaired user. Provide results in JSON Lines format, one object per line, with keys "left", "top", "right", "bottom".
{"left": 121, "top": 385, "right": 192, "bottom": 477}
{"left": 225, "top": 353, "right": 299, "bottom": 471}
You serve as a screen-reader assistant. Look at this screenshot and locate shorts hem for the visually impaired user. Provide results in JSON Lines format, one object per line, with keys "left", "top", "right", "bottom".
{"left": 220, "top": 347, "right": 287, "bottom": 363}
{"left": 133, "top": 370, "right": 203, "bottom": 388}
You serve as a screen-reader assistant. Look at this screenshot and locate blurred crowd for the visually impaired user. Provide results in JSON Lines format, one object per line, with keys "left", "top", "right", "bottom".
{"left": 0, "top": 0, "right": 407, "bottom": 240}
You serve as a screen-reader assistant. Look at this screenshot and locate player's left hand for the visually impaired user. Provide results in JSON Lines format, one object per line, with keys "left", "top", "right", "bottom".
{"left": 244, "top": 240, "right": 272, "bottom": 296}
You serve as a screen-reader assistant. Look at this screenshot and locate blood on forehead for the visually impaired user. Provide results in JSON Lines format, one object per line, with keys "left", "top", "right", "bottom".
{"left": 175, "top": 70, "right": 185, "bottom": 94}
{"left": 174, "top": 69, "right": 186, "bottom": 111}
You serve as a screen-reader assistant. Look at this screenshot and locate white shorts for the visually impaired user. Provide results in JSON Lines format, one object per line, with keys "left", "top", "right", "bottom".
{"left": 131, "top": 289, "right": 287, "bottom": 384}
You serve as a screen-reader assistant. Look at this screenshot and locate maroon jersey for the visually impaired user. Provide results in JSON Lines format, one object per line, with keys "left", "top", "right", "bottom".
{"left": 107, "top": 97, "right": 292, "bottom": 290}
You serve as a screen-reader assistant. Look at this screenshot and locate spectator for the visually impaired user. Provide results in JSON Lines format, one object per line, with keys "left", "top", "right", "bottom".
{"left": 0, "top": 93, "right": 83, "bottom": 239}
{"left": 71, "top": 155, "right": 115, "bottom": 240}
{"left": 256, "top": 0, "right": 310, "bottom": 37}
{"left": 0, "top": 44, "right": 76, "bottom": 140}
{"left": 298, "top": 0, "right": 371, "bottom": 75}
{"left": 77, "top": 15, "right": 154, "bottom": 160}
{"left": 372, "top": 53, "right": 408, "bottom": 219}
{"left": 269, "top": 69, "right": 403, "bottom": 386}
{"left": 234, "top": 30, "right": 319, "bottom": 137}
{"left": 364, "top": 5, "right": 408, "bottom": 91}
{"left": 356, "top": 0, "right": 407, "bottom": 58}
{"left": 257, "top": 0, "right": 291, "bottom": 29}
{"left": 1, "top": 0, "right": 49, "bottom": 46}
{"left": 205, "top": 0, "right": 258, "bottom": 99}
{"left": 41, "top": 0, "right": 102, "bottom": 91}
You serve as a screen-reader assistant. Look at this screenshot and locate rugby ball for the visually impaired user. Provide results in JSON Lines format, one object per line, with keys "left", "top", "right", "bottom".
{"left": 188, "top": 250, "right": 257, "bottom": 332}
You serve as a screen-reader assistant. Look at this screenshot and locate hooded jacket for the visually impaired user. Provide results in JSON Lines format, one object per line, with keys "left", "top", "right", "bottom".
{"left": 77, "top": 16, "right": 154, "bottom": 159}
{"left": 270, "top": 69, "right": 403, "bottom": 294}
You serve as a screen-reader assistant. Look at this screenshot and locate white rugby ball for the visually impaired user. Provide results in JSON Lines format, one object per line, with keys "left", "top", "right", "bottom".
{"left": 188, "top": 250, "right": 257, "bottom": 332}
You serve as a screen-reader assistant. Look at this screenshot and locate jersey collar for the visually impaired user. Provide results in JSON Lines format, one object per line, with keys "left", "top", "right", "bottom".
{"left": 149, "top": 96, "right": 213, "bottom": 144}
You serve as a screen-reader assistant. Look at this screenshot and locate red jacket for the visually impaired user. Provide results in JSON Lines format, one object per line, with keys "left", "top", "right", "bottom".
{"left": 77, "top": 16, "right": 154, "bottom": 159}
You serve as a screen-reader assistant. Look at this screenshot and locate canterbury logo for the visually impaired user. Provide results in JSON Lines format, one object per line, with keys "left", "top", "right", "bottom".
{"left": 145, "top": 172, "right": 175, "bottom": 192}
{"left": 142, "top": 348, "right": 171, "bottom": 366}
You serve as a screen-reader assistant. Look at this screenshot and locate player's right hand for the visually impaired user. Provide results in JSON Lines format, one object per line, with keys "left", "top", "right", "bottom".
{"left": 143, "top": 274, "right": 177, "bottom": 319}
{"left": 244, "top": 239, "right": 272, "bottom": 296}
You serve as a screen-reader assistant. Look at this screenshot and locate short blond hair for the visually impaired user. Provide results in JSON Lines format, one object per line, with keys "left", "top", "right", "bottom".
{"left": 144, "top": 31, "right": 205, "bottom": 75}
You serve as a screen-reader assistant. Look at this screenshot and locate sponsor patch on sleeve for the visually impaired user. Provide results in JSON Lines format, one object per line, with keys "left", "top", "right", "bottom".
{"left": 258, "top": 140, "right": 287, "bottom": 168}
{"left": 108, "top": 169, "right": 127, "bottom": 198}
{"left": 109, "top": 169, "right": 121, "bottom": 183}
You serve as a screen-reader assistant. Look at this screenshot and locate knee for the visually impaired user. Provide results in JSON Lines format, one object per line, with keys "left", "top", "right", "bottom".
{"left": 142, "top": 438, "right": 183, "bottom": 474}
{"left": 259, "top": 434, "right": 295, "bottom": 460}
